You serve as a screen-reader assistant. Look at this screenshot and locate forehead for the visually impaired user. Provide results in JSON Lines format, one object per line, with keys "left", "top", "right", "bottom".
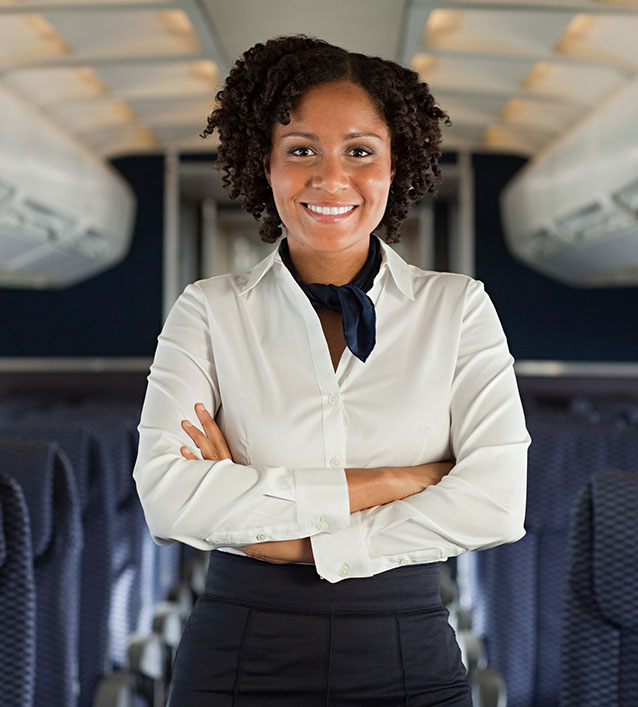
{"left": 273, "top": 81, "right": 389, "bottom": 137}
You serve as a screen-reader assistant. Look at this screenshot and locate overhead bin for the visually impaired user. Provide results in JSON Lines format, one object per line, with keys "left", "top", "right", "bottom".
{"left": 0, "top": 85, "right": 136, "bottom": 290}
{"left": 500, "top": 78, "right": 638, "bottom": 287}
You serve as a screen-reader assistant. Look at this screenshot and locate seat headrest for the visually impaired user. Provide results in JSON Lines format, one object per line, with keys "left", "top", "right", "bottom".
{"left": 0, "top": 497, "right": 5, "bottom": 567}
{"left": 0, "top": 421, "right": 91, "bottom": 509}
{"left": 593, "top": 470, "right": 638, "bottom": 630}
{"left": 0, "top": 474, "right": 33, "bottom": 569}
{"left": 0, "top": 439, "right": 77, "bottom": 558}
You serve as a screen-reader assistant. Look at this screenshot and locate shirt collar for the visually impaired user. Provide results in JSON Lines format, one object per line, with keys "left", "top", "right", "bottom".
{"left": 238, "top": 234, "right": 415, "bottom": 301}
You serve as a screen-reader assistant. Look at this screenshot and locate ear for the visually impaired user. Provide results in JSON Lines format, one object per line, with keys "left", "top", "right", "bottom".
{"left": 390, "top": 163, "right": 396, "bottom": 182}
{"left": 263, "top": 155, "right": 271, "bottom": 186}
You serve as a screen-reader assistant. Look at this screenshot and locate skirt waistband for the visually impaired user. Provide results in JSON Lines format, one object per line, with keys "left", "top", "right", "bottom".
{"left": 204, "top": 550, "right": 443, "bottom": 615}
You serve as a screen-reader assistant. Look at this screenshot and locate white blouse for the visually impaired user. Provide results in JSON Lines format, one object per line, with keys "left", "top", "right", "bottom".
{"left": 133, "top": 234, "right": 531, "bottom": 583}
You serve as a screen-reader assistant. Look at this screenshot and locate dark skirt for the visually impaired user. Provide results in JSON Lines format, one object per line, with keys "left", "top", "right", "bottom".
{"left": 167, "top": 549, "right": 472, "bottom": 706}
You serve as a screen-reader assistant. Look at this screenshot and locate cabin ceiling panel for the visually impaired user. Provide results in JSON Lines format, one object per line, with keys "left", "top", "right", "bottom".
{"left": 413, "top": 53, "right": 534, "bottom": 95}
{"left": 126, "top": 94, "right": 212, "bottom": 126}
{"left": 436, "top": 92, "right": 509, "bottom": 125}
{"left": 424, "top": 8, "right": 574, "bottom": 57}
{"left": 41, "top": 8, "right": 201, "bottom": 59}
{"left": 201, "top": 0, "right": 407, "bottom": 64}
{"left": 0, "top": 0, "right": 637, "bottom": 159}
{"left": 77, "top": 124, "right": 159, "bottom": 156}
{"left": 93, "top": 60, "right": 218, "bottom": 99}
{"left": 3, "top": 66, "right": 107, "bottom": 104}
{"left": 499, "top": 96, "right": 584, "bottom": 135}
{"left": 521, "top": 61, "right": 626, "bottom": 105}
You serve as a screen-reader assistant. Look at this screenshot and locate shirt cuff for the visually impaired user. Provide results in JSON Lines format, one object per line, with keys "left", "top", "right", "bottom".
{"left": 310, "top": 512, "right": 374, "bottom": 583}
{"left": 292, "top": 467, "right": 351, "bottom": 536}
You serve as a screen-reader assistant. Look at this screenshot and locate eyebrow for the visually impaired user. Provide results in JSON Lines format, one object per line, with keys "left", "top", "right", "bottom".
{"left": 279, "top": 131, "right": 384, "bottom": 141}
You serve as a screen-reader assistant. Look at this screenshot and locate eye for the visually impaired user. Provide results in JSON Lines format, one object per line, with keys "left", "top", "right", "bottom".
{"left": 289, "top": 146, "right": 314, "bottom": 157}
{"left": 348, "top": 146, "right": 374, "bottom": 158}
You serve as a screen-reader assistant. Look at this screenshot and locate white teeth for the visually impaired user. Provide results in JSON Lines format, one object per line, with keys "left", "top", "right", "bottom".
{"left": 306, "top": 204, "right": 355, "bottom": 215}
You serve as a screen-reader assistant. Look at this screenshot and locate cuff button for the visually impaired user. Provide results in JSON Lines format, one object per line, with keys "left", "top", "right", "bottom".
{"left": 316, "top": 520, "right": 330, "bottom": 531}
{"left": 256, "top": 533, "right": 267, "bottom": 540}
{"left": 338, "top": 564, "right": 350, "bottom": 577}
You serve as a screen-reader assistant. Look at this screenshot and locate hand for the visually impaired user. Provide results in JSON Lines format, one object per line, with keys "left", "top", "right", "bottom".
{"left": 238, "top": 537, "right": 314, "bottom": 564}
{"left": 180, "top": 403, "right": 234, "bottom": 462}
{"left": 180, "top": 403, "right": 313, "bottom": 565}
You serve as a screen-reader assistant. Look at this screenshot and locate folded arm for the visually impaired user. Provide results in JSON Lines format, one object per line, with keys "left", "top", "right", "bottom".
{"left": 133, "top": 283, "right": 352, "bottom": 549}
{"left": 309, "top": 278, "right": 531, "bottom": 583}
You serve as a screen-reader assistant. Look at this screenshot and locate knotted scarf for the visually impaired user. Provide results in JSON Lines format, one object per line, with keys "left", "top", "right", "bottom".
{"left": 278, "top": 234, "right": 382, "bottom": 363}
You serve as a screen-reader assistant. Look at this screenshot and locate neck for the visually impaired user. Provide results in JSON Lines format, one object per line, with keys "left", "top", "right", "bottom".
{"left": 285, "top": 237, "right": 372, "bottom": 286}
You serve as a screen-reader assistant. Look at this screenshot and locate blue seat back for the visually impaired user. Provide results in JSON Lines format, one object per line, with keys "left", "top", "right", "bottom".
{"left": 560, "top": 470, "right": 638, "bottom": 706}
{"left": 459, "top": 406, "right": 638, "bottom": 707}
{"left": 0, "top": 438, "right": 82, "bottom": 707}
{"left": 0, "top": 473, "right": 36, "bottom": 707}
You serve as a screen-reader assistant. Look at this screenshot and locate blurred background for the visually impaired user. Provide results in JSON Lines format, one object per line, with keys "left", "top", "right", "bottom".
{"left": 1, "top": 2, "right": 637, "bottom": 707}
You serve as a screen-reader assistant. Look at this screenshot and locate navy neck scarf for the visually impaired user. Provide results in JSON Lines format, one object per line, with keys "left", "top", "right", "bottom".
{"left": 278, "top": 234, "right": 382, "bottom": 363}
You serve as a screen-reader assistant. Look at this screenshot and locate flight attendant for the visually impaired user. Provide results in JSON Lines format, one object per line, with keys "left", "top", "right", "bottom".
{"left": 133, "top": 34, "right": 531, "bottom": 706}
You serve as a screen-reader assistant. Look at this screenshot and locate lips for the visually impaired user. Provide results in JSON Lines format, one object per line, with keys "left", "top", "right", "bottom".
{"left": 301, "top": 203, "right": 359, "bottom": 223}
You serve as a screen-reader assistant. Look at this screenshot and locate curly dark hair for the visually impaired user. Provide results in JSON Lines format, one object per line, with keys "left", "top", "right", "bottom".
{"left": 200, "top": 34, "right": 450, "bottom": 244}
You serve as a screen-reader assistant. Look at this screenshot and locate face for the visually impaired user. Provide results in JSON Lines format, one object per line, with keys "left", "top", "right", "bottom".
{"left": 263, "top": 80, "right": 395, "bottom": 255}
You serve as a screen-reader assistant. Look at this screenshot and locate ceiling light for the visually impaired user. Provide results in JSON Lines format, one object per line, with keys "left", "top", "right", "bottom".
{"left": 411, "top": 53, "right": 438, "bottom": 78}
{"left": 522, "top": 62, "right": 553, "bottom": 91}
{"left": 159, "top": 9, "right": 194, "bottom": 38}
{"left": 555, "top": 14, "right": 597, "bottom": 54}
{"left": 425, "top": 10, "right": 463, "bottom": 47}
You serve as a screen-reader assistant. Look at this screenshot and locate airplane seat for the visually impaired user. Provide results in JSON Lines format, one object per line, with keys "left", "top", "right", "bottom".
{"left": 0, "top": 438, "right": 83, "bottom": 707}
{"left": 60, "top": 400, "right": 184, "bottom": 653}
{"left": 29, "top": 400, "right": 155, "bottom": 678}
{"left": 0, "top": 473, "right": 36, "bottom": 707}
{"left": 569, "top": 395, "right": 638, "bottom": 429}
{"left": 458, "top": 402, "right": 638, "bottom": 707}
{"left": 0, "top": 395, "right": 52, "bottom": 423}
{"left": 1, "top": 416, "right": 118, "bottom": 707}
{"left": 560, "top": 469, "right": 638, "bottom": 707}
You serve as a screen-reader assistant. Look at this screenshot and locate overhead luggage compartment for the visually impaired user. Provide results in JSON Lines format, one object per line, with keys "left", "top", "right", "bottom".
{"left": 500, "top": 78, "right": 638, "bottom": 287}
{"left": 0, "top": 84, "right": 136, "bottom": 289}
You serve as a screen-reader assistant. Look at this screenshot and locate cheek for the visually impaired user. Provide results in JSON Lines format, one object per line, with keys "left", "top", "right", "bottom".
{"left": 362, "top": 170, "right": 393, "bottom": 203}
{"left": 269, "top": 167, "right": 304, "bottom": 208}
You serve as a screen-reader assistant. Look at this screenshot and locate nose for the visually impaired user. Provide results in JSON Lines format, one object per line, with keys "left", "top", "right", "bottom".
{"left": 310, "top": 154, "right": 349, "bottom": 192}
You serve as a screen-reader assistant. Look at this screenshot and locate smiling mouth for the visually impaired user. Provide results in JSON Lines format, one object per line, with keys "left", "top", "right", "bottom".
{"left": 302, "top": 203, "right": 358, "bottom": 216}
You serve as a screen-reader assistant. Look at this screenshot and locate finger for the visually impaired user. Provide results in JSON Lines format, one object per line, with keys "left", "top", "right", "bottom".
{"left": 181, "top": 446, "right": 198, "bottom": 460}
{"left": 181, "top": 420, "right": 217, "bottom": 460}
{"left": 194, "top": 404, "right": 232, "bottom": 456}
{"left": 194, "top": 403, "right": 221, "bottom": 437}
{"left": 181, "top": 419, "right": 204, "bottom": 442}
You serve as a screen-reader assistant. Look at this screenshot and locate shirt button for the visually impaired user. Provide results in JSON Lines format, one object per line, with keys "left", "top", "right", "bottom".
{"left": 256, "top": 533, "right": 266, "bottom": 540}
{"left": 316, "top": 520, "right": 330, "bottom": 531}
{"left": 330, "top": 457, "right": 341, "bottom": 468}
{"left": 328, "top": 394, "right": 339, "bottom": 405}
{"left": 338, "top": 564, "right": 350, "bottom": 577}
{"left": 399, "top": 558, "right": 409, "bottom": 566}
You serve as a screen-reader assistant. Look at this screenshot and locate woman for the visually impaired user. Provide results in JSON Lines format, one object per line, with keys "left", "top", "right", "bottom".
{"left": 133, "top": 34, "right": 531, "bottom": 706}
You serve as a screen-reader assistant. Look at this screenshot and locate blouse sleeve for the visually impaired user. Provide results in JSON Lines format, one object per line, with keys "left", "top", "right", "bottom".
{"left": 310, "top": 278, "right": 531, "bottom": 583}
{"left": 133, "top": 282, "right": 351, "bottom": 549}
